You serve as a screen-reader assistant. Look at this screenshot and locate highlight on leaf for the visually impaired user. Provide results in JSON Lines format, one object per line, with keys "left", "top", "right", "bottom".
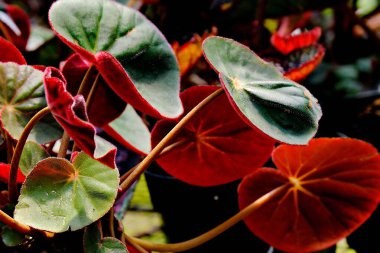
{"left": 238, "top": 138, "right": 380, "bottom": 253}
{"left": 49, "top": 0, "right": 183, "bottom": 119}
{"left": 14, "top": 152, "right": 120, "bottom": 233}
{"left": 151, "top": 85, "right": 275, "bottom": 186}
{"left": 43, "top": 67, "right": 116, "bottom": 168}
{"left": 271, "top": 27, "right": 322, "bottom": 55}
{"left": 202, "top": 36, "right": 322, "bottom": 144}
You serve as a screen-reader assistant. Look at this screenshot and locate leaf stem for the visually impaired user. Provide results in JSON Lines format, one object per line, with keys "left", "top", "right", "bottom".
{"left": 57, "top": 64, "right": 97, "bottom": 157}
{"left": 8, "top": 107, "right": 51, "bottom": 203}
{"left": 118, "top": 88, "right": 224, "bottom": 193}
{"left": 127, "top": 185, "right": 286, "bottom": 252}
{"left": 0, "top": 21, "right": 13, "bottom": 43}
{"left": 0, "top": 210, "right": 54, "bottom": 238}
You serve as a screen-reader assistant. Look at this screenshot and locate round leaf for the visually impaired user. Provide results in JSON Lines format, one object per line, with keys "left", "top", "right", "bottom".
{"left": 151, "top": 86, "right": 275, "bottom": 186}
{"left": 14, "top": 152, "right": 119, "bottom": 233}
{"left": 238, "top": 138, "right": 380, "bottom": 252}
{"left": 19, "top": 141, "right": 49, "bottom": 176}
{"left": 84, "top": 223, "right": 127, "bottom": 253}
{"left": 1, "top": 227, "right": 24, "bottom": 247}
{"left": 0, "top": 62, "right": 62, "bottom": 144}
{"left": 202, "top": 36, "right": 322, "bottom": 144}
{"left": 49, "top": 0, "right": 183, "bottom": 119}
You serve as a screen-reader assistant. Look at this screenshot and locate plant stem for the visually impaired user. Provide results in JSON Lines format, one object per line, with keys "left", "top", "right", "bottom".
{"left": 57, "top": 132, "right": 70, "bottom": 158}
{"left": 118, "top": 88, "right": 224, "bottom": 193}
{"left": 0, "top": 210, "right": 54, "bottom": 238}
{"left": 8, "top": 107, "right": 51, "bottom": 203}
{"left": 0, "top": 21, "right": 13, "bottom": 43}
{"left": 57, "top": 64, "right": 97, "bottom": 157}
{"left": 109, "top": 208, "right": 116, "bottom": 238}
{"left": 124, "top": 233, "right": 149, "bottom": 253}
{"left": 4, "top": 133, "right": 13, "bottom": 164}
{"left": 128, "top": 185, "right": 286, "bottom": 252}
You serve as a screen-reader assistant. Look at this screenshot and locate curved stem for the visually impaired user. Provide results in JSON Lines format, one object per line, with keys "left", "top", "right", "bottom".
{"left": 124, "top": 233, "right": 149, "bottom": 253}
{"left": 0, "top": 21, "right": 13, "bottom": 43}
{"left": 57, "top": 132, "right": 70, "bottom": 158}
{"left": 109, "top": 208, "right": 116, "bottom": 238}
{"left": 8, "top": 107, "right": 51, "bottom": 203}
{"left": 128, "top": 185, "right": 286, "bottom": 252}
{"left": 0, "top": 210, "right": 54, "bottom": 238}
{"left": 119, "top": 88, "right": 224, "bottom": 193}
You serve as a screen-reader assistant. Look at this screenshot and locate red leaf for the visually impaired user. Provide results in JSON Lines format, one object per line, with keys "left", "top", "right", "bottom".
{"left": 0, "top": 163, "right": 25, "bottom": 184}
{"left": 151, "top": 85, "right": 275, "bottom": 186}
{"left": 0, "top": 36, "right": 26, "bottom": 64}
{"left": 4, "top": 5, "right": 30, "bottom": 50}
{"left": 43, "top": 67, "right": 116, "bottom": 168}
{"left": 271, "top": 27, "right": 321, "bottom": 55}
{"left": 60, "top": 53, "right": 126, "bottom": 127}
{"left": 238, "top": 138, "right": 380, "bottom": 253}
{"left": 284, "top": 44, "right": 325, "bottom": 82}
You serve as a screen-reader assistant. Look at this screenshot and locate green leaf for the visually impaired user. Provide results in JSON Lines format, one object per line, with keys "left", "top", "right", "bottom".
{"left": 26, "top": 25, "right": 55, "bottom": 51}
{"left": 203, "top": 37, "right": 322, "bottom": 144}
{"left": 49, "top": 0, "right": 182, "bottom": 118}
{"left": 0, "top": 62, "right": 62, "bottom": 144}
{"left": 105, "top": 105, "right": 151, "bottom": 155}
{"left": 83, "top": 223, "right": 127, "bottom": 253}
{"left": 14, "top": 152, "right": 119, "bottom": 233}
{"left": 1, "top": 227, "right": 24, "bottom": 247}
{"left": 19, "top": 141, "right": 49, "bottom": 176}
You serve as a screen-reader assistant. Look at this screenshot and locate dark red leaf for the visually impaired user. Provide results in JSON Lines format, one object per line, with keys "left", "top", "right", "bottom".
{"left": 60, "top": 53, "right": 126, "bottom": 127}
{"left": 43, "top": 67, "right": 116, "bottom": 168}
{"left": 271, "top": 27, "right": 322, "bottom": 55}
{"left": 0, "top": 163, "right": 25, "bottom": 184}
{"left": 4, "top": 5, "right": 30, "bottom": 50}
{"left": 238, "top": 138, "right": 380, "bottom": 253}
{"left": 0, "top": 36, "right": 26, "bottom": 64}
{"left": 151, "top": 85, "right": 275, "bottom": 186}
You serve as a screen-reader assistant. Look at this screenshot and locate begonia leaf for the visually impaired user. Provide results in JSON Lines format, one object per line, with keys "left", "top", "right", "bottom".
{"left": 104, "top": 105, "right": 151, "bottom": 155}
{"left": 26, "top": 25, "right": 55, "bottom": 52}
{"left": 60, "top": 53, "right": 126, "bottom": 127}
{"left": 282, "top": 44, "right": 325, "bottom": 82}
{"left": 0, "top": 37, "right": 26, "bottom": 64}
{"left": 19, "top": 141, "right": 49, "bottom": 176}
{"left": 43, "top": 67, "right": 116, "bottom": 168}
{"left": 84, "top": 223, "right": 127, "bottom": 253}
{"left": 14, "top": 152, "right": 119, "bottom": 233}
{"left": 0, "top": 163, "right": 25, "bottom": 184}
{"left": 271, "top": 27, "right": 322, "bottom": 55}
{"left": 151, "top": 86, "right": 275, "bottom": 186}
{"left": 3, "top": 5, "right": 30, "bottom": 50}
{"left": 49, "top": 0, "right": 183, "bottom": 119}
{"left": 202, "top": 36, "right": 322, "bottom": 144}
{"left": 238, "top": 138, "right": 380, "bottom": 253}
{"left": 0, "top": 62, "right": 62, "bottom": 144}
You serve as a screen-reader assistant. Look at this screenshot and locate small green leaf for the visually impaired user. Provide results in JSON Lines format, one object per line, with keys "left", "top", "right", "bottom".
{"left": 105, "top": 105, "right": 151, "bottom": 155}
{"left": 203, "top": 37, "right": 322, "bottom": 144}
{"left": 1, "top": 227, "right": 24, "bottom": 247}
{"left": 84, "top": 223, "right": 127, "bottom": 253}
{"left": 14, "top": 152, "right": 119, "bottom": 233}
{"left": 26, "top": 25, "right": 55, "bottom": 51}
{"left": 0, "top": 62, "right": 62, "bottom": 144}
{"left": 19, "top": 141, "right": 49, "bottom": 176}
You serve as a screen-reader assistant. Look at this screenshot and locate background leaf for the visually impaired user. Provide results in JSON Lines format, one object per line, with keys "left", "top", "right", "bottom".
{"left": 19, "top": 141, "right": 49, "bottom": 176}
